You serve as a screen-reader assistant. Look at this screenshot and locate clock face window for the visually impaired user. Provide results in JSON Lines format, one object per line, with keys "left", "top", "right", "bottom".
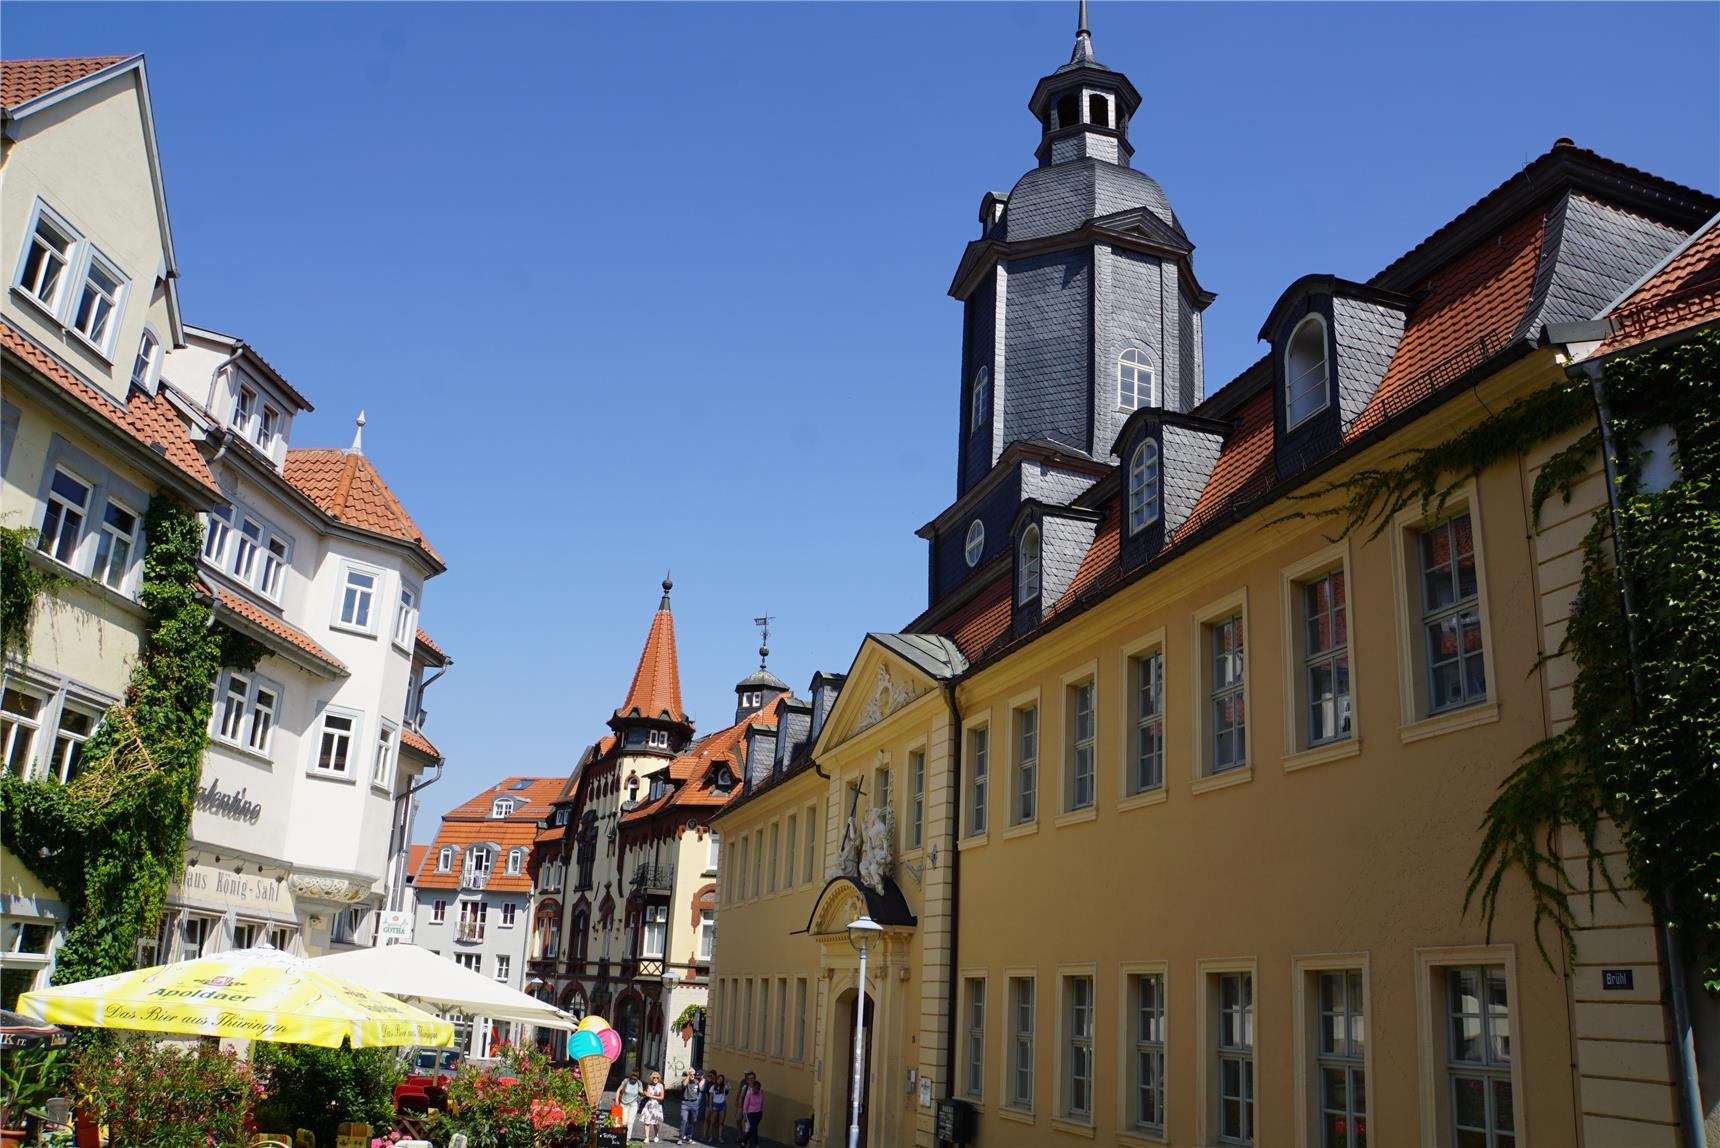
{"left": 964, "top": 520, "right": 986, "bottom": 567}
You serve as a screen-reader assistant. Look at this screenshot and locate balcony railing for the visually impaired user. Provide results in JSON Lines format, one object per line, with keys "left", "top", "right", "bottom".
{"left": 630, "top": 863, "right": 673, "bottom": 892}
{"left": 460, "top": 867, "right": 490, "bottom": 891}
{"left": 455, "top": 921, "right": 486, "bottom": 944}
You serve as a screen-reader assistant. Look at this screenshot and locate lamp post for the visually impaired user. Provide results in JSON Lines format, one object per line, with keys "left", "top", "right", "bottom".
{"left": 845, "top": 916, "right": 883, "bottom": 1148}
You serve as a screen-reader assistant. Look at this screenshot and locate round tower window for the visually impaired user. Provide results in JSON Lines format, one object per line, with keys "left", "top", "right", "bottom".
{"left": 965, "top": 520, "right": 986, "bottom": 568}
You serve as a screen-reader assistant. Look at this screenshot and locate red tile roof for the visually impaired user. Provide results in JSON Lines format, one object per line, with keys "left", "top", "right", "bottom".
{"left": 1057, "top": 496, "right": 1120, "bottom": 610}
{"left": 1185, "top": 385, "right": 1277, "bottom": 527}
{"left": 621, "top": 697, "right": 787, "bottom": 824}
{"left": 3, "top": 319, "right": 219, "bottom": 498}
{"left": 1595, "top": 217, "right": 1720, "bottom": 355}
{"left": 415, "top": 627, "right": 450, "bottom": 664}
{"left": 415, "top": 777, "right": 565, "bottom": 893}
{"left": 614, "top": 601, "right": 686, "bottom": 724}
{"left": 0, "top": 56, "right": 125, "bottom": 109}
{"left": 283, "top": 448, "right": 443, "bottom": 567}
{"left": 406, "top": 844, "right": 428, "bottom": 883}
{"left": 400, "top": 726, "right": 442, "bottom": 761}
{"left": 945, "top": 576, "right": 1012, "bottom": 662}
{"left": 205, "top": 581, "right": 348, "bottom": 674}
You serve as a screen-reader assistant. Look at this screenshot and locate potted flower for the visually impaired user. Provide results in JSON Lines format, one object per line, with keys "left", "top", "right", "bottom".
{"left": 0, "top": 1047, "right": 67, "bottom": 1144}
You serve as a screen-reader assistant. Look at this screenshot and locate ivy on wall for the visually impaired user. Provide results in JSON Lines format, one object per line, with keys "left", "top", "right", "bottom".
{"left": 0, "top": 525, "right": 69, "bottom": 664}
{"left": 0, "top": 499, "right": 264, "bottom": 983}
{"left": 1292, "top": 329, "right": 1720, "bottom": 990}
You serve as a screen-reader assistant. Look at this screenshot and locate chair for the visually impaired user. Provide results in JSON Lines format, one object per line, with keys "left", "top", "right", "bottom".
{"left": 394, "top": 1087, "right": 431, "bottom": 1115}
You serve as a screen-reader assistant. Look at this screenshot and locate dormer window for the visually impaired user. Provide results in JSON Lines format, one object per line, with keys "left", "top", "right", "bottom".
{"left": 1285, "top": 315, "right": 1331, "bottom": 429}
{"left": 255, "top": 403, "right": 280, "bottom": 450}
{"left": 1128, "top": 441, "right": 1161, "bottom": 535}
{"left": 1119, "top": 349, "right": 1155, "bottom": 411}
{"left": 437, "top": 846, "right": 454, "bottom": 872}
{"left": 235, "top": 386, "right": 256, "bottom": 433}
{"left": 971, "top": 366, "right": 991, "bottom": 430}
{"left": 506, "top": 848, "right": 524, "bottom": 876}
{"left": 626, "top": 773, "right": 640, "bottom": 804}
{"left": 1017, "top": 524, "right": 1042, "bottom": 604}
{"left": 964, "top": 519, "right": 986, "bottom": 568}
{"left": 131, "top": 329, "right": 162, "bottom": 392}
{"left": 713, "top": 765, "right": 735, "bottom": 793}
{"left": 649, "top": 776, "right": 667, "bottom": 803}
{"left": 647, "top": 729, "right": 670, "bottom": 749}
{"left": 492, "top": 798, "right": 515, "bottom": 818}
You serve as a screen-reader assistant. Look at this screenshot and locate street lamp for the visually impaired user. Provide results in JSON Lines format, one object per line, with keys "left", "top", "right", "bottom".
{"left": 845, "top": 916, "right": 883, "bottom": 1148}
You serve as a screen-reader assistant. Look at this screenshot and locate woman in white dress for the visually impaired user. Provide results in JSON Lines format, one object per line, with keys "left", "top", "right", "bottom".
{"left": 641, "top": 1071, "right": 667, "bottom": 1143}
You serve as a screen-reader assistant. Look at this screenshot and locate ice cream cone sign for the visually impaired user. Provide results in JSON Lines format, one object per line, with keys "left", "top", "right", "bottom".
{"left": 568, "top": 1027, "right": 615, "bottom": 1114}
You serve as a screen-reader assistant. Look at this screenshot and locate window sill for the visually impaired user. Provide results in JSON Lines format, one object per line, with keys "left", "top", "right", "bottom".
{"left": 1002, "top": 821, "right": 1039, "bottom": 840}
{"left": 1117, "top": 787, "right": 1168, "bottom": 813}
{"left": 1053, "top": 807, "right": 1097, "bottom": 829}
{"left": 26, "top": 548, "right": 146, "bottom": 620}
{"left": 1051, "top": 1117, "right": 1096, "bottom": 1139}
{"left": 370, "top": 782, "right": 393, "bottom": 795}
{"left": 959, "top": 833, "right": 990, "bottom": 851}
{"left": 1399, "top": 701, "right": 1500, "bottom": 745}
{"left": 305, "top": 768, "right": 357, "bottom": 785}
{"left": 207, "top": 736, "right": 275, "bottom": 769}
{"left": 10, "top": 284, "right": 68, "bottom": 331}
{"left": 997, "top": 1107, "right": 1036, "bottom": 1126}
{"left": 1190, "top": 766, "right": 1252, "bottom": 796}
{"left": 1283, "top": 737, "right": 1362, "bottom": 773}
{"left": 329, "top": 621, "right": 378, "bottom": 640}
{"left": 1117, "top": 1129, "right": 1168, "bottom": 1146}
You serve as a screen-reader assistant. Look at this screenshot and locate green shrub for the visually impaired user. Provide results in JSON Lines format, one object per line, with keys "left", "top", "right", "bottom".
{"left": 252, "top": 1040, "right": 402, "bottom": 1143}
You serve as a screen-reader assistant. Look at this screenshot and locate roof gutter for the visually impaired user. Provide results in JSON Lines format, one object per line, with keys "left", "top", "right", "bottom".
{"left": 206, "top": 339, "right": 246, "bottom": 413}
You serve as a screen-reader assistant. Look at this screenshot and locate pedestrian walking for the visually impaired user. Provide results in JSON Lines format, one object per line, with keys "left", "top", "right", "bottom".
{"left": 705, "top": 1073, "right": 728, "bottom": 1142}
{"left": 642, "top": 1071, "right": 667, "bottom": 1143}
{"left": 618, "top": 1069, "right": 644, "bottom": 1139}
{"left": 737, "top": 1071, "right": 764, "bottom": 1148}
{"left": 679, "top": 1068, "right": 702, "bottom": 1143}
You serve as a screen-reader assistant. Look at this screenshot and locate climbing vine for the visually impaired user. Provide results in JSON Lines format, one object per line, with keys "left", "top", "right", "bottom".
{"left": 1, "top": 524, "right": 70, "bottom": 664}
{"left": 1291, "top": 329, "right": 1720, "bottom": 989}
{"left": 0, "top": 499, "right": 264, "bottom": 983}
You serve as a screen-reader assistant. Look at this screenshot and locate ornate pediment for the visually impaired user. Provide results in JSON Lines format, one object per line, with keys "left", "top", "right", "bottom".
{"left": 853, "top": 663, "right": 926, "bottom": 738}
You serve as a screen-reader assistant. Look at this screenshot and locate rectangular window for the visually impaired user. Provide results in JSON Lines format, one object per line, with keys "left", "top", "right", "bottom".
{"left": 964, "top": 977, "right": 986, "bottom": 1099}
{"left": 757, "top": 978, "right": 770, "bottom": 1052}
{"left": 394, "top": 585, "right": 418, "bottom": 647}
{"left": 1, "top": 689, "right": 43, "bottom": 780}
{"left": 500, "top": 903, "right": 517, "bottom": 928}
{"left": 876, "top": 765, "right": 892, "bottom": 818}
{"left": 775, "top": 977, "right": 788, "bottom": 1057}
{"left": 456, "top": 900, "right": 487, "bottom": 943}
{"left": 431, "top": 899, "right": 446, "bottom": 924}
{"left": 803, "top": 804, "right": 818, "bottom": 884}
{"left": 1013, "top": 706, "right": 1038, "bottom": 824}
{"left": 1446, "top": 965, "right": 1512, "bottom": 1148}
{"left": 767, "top": 823, "right": 780, "bottom": 894}
{"left": 1131, "top": 651, "right": 1165, "bottom": 794}
{"left": 48, "top": 703, "right": 98, "bottom": 785}
{"left": 1316, "top": 970, "right": 1367, "bottom": 1148}
{"left": 315, "top": 711, "right": 355, "bottom": 775}
{"left": 1067, "top": 682, "right": 1095, "bottom": 811}
{"left": 203, "top": 504, "right": 232, "bottom": 565}
{"left": 17, "top": 206, "right": 75, "bottom": 312}
{"left": 235, "top": 386, "right": 256, "bottom": 434}
{"left": 968, "top": 726, "right": 989, "bottom": 836}
{"left": 454, "top": 952, "right": 481, "bottom": 973}
{"left": 1420, "top": 513, "right": 1486, "bottom": 712}
{"left": 784, "top": 814, "right": 798, "bottom": 890}
{"left": 38, "top": 469, "right": 91, "bottom": 566}
{"left": 71, "top": 251, "right": 125, "bottom": 354}
{"left": 1132, "top": 973, "right": 1166, "bottom": 1134}
{"left": 1064, "top": 975, "right": 1094, "bottom": 1120}
{"left": 248, "top": 683, "right": 277, "bottom": 756}
{"left": 908, "top": 749, "right": 926, "bottom": 849}
{"left": 751, "top": 829, "right": 764, "bottom": 898}
{"left": 232, "top": 517, "right": 262, "bottom": 583}
{"left": 642, "top": 903, "right": 667, "bottom": 958}
{"left": 734, "top": 837, "right": 749, "bottom": 903}
{"left": 338, "top": 566, "right": 377, "bottom": 631}
{"left": 372, "top": 725, "right": 396, "bottom": 790}
{"left": 261, "top": 535, "right": 290, "bottom": 601}
{"left": 93, "top": 499, "right": 139, "bottom": 591}
{"left": 1008, "top": 976, "right": 1035, "bottom": 1110}
{"left": 707, "top": 832, "right": 720, "bottom": 874}
{"left": 256, "top": 404, "right": 280, "bottom": 450}
{"left": 218, "top": 673, "right": 250, "bottom": 743}
{"left": 794, "top": 977, "right": 809, "bottom": 1062}
{"left": 1210, "top": 614, "right": 1247, "bottom": 773}
{"left": 1216, "top": 972, "right": 1255, "bottom": 1146}
{"left": 495, "top": 954, "right": 511, "bottom": 983}
{"left": 1303, "top": 571, "right": 1352, "bottom": 744}
{"left": 699, "top": 910, "right": 715, "bottom": 962}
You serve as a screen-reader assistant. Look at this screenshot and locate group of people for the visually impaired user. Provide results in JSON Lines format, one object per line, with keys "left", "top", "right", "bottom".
{"left": 614, "top": 1066, "right": 766, "bottom": 1145}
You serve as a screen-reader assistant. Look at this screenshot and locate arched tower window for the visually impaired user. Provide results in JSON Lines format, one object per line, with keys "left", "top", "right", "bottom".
{"left": 1017, "top": 524, "right": 1042, "bottom": 605}
{"left": 1055, "top": 93, "right": 1080, "bottom": 130}
{"left": 1088, "top": 93, "right": 1111, "bottom": 128}
{"left": 971, "top": 365, "right": 991, "bottom": 430}
{"left": 1119, "top": 349, "right": 1155, "bottom": 411}
{"left": 1285, "top": 315, "right": 1331, "bottom": 429}
{"left": 1128, "top": 441, "right": 1161, "bottom": 535}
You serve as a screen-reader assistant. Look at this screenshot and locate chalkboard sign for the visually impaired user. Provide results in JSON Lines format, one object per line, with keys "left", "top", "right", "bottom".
{"left": 595, "top": 1127, "right": 628, "bottom": 1148}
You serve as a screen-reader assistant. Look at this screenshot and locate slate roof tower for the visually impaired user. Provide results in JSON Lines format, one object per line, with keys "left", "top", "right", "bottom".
{"left": 924, "top": 5, "right": 1214, "bottom": 612}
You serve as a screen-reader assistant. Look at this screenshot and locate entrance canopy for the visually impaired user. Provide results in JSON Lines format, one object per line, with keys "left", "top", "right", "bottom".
{"left": 803, "top": 875, "right": 917, "bottom": 938}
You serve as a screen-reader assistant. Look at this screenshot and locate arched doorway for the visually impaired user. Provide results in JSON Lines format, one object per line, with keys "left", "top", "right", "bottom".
{"left": 617, "top": 993, "right": 643, "bottom": 1077}
{"left": 829, "top": 987, "right": 874, "bottom": 1148}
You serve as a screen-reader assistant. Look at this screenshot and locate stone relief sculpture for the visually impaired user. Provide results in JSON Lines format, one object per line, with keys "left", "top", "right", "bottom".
{"left": 859, "top": 806, "right": 896, "bottom": 894}
{"left": 830, "top": 816, "right": 862, "bottom": 882}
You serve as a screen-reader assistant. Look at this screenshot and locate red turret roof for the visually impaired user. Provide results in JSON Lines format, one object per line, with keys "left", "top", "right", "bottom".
{"left": 613, "top": 585, "right": 687, "bottom": 725}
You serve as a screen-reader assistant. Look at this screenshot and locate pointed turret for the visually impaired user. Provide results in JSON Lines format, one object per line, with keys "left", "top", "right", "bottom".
{"left": 734, "top": 616, "right": 790, "bottom": 723}
{"left": 609, "top": 577, "right": 693, "bottom": 752}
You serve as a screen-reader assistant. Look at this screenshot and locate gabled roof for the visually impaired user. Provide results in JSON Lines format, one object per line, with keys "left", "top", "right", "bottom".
{"left": 1593, "top": 213, "right": 1720, "bottom": 356}
{"left": 612, "top": 589, "right": 687, "bottom": 725}
{"left": 406, "top": 844, "right": 428, "bottom": 884}
{"left": 2, "top": 319, "right": 219, "bottom": 499}
{"left": 415, "top": 777, "right": 565, "bottom": 894}
{"left": 621, "top": 696, "right": 787, "bottom": 825}
{"left": 283, "top": 447, "right": 444, "bottom": 569}
{"left": 202, "top": 579, "right": 348, "bottom": 676}
{"left": 0, "top": 56, "right": 125, "bottom": 108}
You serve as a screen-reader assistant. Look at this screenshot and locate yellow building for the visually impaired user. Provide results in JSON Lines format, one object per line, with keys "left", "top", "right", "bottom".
{"left": 709, "top": 17, "right": 1717, "bottom": 1148}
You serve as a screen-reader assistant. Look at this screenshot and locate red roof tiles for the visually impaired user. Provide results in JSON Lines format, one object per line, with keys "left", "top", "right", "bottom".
{"left": 622, "top": 697, "right": 787, "bottom": 824}
{"left": 416, "top": 777, "right": 565, "bottom": 894}
{"left": 944, "top": 576, "right": 1012, "bottom": 662}
{"left": 400, "top": 726, "right": 442, "bottom": 761}
{"left": 2, "top": 319, "right": 219, "bottom": 498}
{"left": 406, "top": 844, "right": 428, "bottom": 883}
{"left": 0, "top": 56, "right": 125, "bottom": 109}
{"left": 283, "top": 448, "right": 443, "bottom": 567}
{"left": 206, "top": 582, "right": 347, "bottom": 674}
{"left": 1596, "top": 217, "right": 1720, "bottom": 356}
{"left": 614, "top": 603, "right": 687, "bottom": 724}
{"left": 415, "top": 627, "right": 450, "bottom": 664}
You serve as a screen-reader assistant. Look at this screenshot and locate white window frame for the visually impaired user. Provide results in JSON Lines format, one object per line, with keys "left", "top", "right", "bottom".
{"left": 506, "top": 848, "right": 523, "bottom": 877}
{"left": 1282, "top": 542, "right": 1364, "bottom": 772}
{"left": 310, "top": 706, "right": 361, "bottom": 779}
{"left": 259, "top": 533, "right": 291, "bottom": 602}
{"left": 333, "top": 561, "right": 383, "bottom": 635}
{"left": 965, "top": 720, "right": 990, "bottom": 840}
{"left": 88, "top": 495, "right": 140, "bottom": 594}
{"left": 647, "top": 728, "right": 670, "bottom": 749}
{"left": 793, "top": 975, "right": 809, "bottom": 1062}
{"left": 971, "top": 365, "right": 991, "bottom": 430}
{"left": 1011, "top": 697, "right": 1039, "bottom": 828}
{"left": 964, "top": 518, "right": 986, "bottom": 568}
{"left": 394, "top": 583, "right": 419, "bottom": 650}
{"left": 1291, "top": 955, "right": 1371, "bottom": 1148}
{"left": 492, "top": 797, "right": 515, "bottom": 818}
{"left": 1119, "top": 348, "right": 1156, "bottom": 411}
{"left": 1196, "top": 958, "right": 1258, "bottom": 1148}
{"left": 45, "top": 698, "right": 100, "bottom": 785}
{"left": 784, "top": 813, "right": 798, "bottom": 890}
{"left": 437, "top": 846, "right": 454, "bottom": 872}
{"left": 1057, "top": 967, "right": 1097, "bottom": 1127}
{"left": 907, "top": 745, "right": 926, "bottom": 850}
{"left": 255, "top": 402, "right": 281, "bottom": 452}
{"left": 1062, "top": 666, "right": 1097, "bottom": 817}
{"left": 37, "top": 466, "right": 92, "bottom": 569}
{"left": 1414, "top": 946, "right": 1524, "bottom": 1148}
{"left": 641, "top": 903, "right": 668, "bottom": 958}
{"left": 211, "top": 670, "right": 282, "bottom": 760}
{"left": 495, "top": 953, "right": 511, "bottom": 983}
{"left": 233, "top": 383, "right": 257, "bottom": 437}
{"left": 1017, "top": 524, "right": 1042, "bottom": 605}
{"left": 963, "top": 972, "right": 987, "bottom": 1100}
{"left": 204, "top": 503, "right": 233, "bottom": 566}
{"left": 1119, "top": 962, "right": 1169, "bottom": 1138}
{"left": 700, "top": 909, "right": 716, "bottom": 963}
{"left": 431, "top": 899, "right": 447, "bottom": 924}
{"left": 1128, "top": 440, "right": 1161, "bottom": 535}
{"left": 1001, "top": 970, "right": 1037, "bottom": 1115}
{"left": 69, "top": 246, "right": 128, "bottom": 359}
{"left": 1192, "top": 591, "right": 1251, "bottom": 792}
{"left": 1285, "top": 314, "right": 1331, "bottom": 430}
{"left": 247, "top": 679, "right": 279, "bottom": 756}
{"left": 13, "top": 200, "right": 80, "bottom": 318}
{"left": 130, "top": 326, "right": 163, "bottom": 393}
{"left": 371, "top": 722, "right": 398, "bottom": 792}
{"left": 802, "top": 803, "right": 818, "bottom": 885}
{"left": 767, "top": 821, "right": 780, "bottom": 893}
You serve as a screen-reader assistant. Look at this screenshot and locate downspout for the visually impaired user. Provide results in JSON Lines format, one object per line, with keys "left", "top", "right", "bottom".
{"left": 207, "top": 341, "right": 246, "bottom": 412}
{"left": 384, "top": 756, "right": 444, "bottom": 917}
{"left": 1575, "top": 357, "right": 1705, "bottom": 1148}
{"left": 940, "top": 680, "right": 963, "bottom": 1117}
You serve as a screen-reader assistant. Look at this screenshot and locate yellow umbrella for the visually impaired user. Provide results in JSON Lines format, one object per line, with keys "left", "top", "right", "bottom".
{"left": 18, "top": 945, "right": 454, "bottom": 1048}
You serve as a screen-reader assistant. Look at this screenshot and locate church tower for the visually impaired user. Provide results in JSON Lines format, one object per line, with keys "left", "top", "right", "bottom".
{"left": 925, "top": 4, "right": 1214, "bottom": 608}
{"left": 608, "top": 577, "right": 695, "bottom": 756}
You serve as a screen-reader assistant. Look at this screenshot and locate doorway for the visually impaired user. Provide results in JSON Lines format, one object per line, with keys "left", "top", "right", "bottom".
{"left": 831, "top": 988, "right": 874, "bottom": 1148}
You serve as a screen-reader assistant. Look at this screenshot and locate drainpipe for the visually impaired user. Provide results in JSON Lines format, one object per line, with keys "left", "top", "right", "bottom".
{"left": 204, "top": 583, "right": 221, "bottom": 629}
{"left": 207, "top": 341, "right": 246, "bottom": 412}
{"left": 940, "top": 680, "right": 963, "bottom": 1119}
{"left": 1576, "top": 358, "right": 1705, "bottom": 1148}
{"left": 383, "top": 756, "right": 444, "bottom": 918}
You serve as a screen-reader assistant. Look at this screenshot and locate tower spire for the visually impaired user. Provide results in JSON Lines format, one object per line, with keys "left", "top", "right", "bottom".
{"left": 613, "top": 577, "right": 688, "bottom": 728}
{"left": 1071, "top": 0, "right": 1095, "bottom": 64}
{"left": 661, "top": 571, "right": 673, "bottom": 611}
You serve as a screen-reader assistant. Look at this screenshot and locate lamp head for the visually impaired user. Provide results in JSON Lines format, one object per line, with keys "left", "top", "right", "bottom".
{"left": 846, "top": 915, "right": 883, "bottom": 953}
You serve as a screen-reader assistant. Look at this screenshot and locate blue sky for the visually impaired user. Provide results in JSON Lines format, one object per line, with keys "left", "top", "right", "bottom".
{"left": 5, "top": 2, "right": 1716, "bottom": 836}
